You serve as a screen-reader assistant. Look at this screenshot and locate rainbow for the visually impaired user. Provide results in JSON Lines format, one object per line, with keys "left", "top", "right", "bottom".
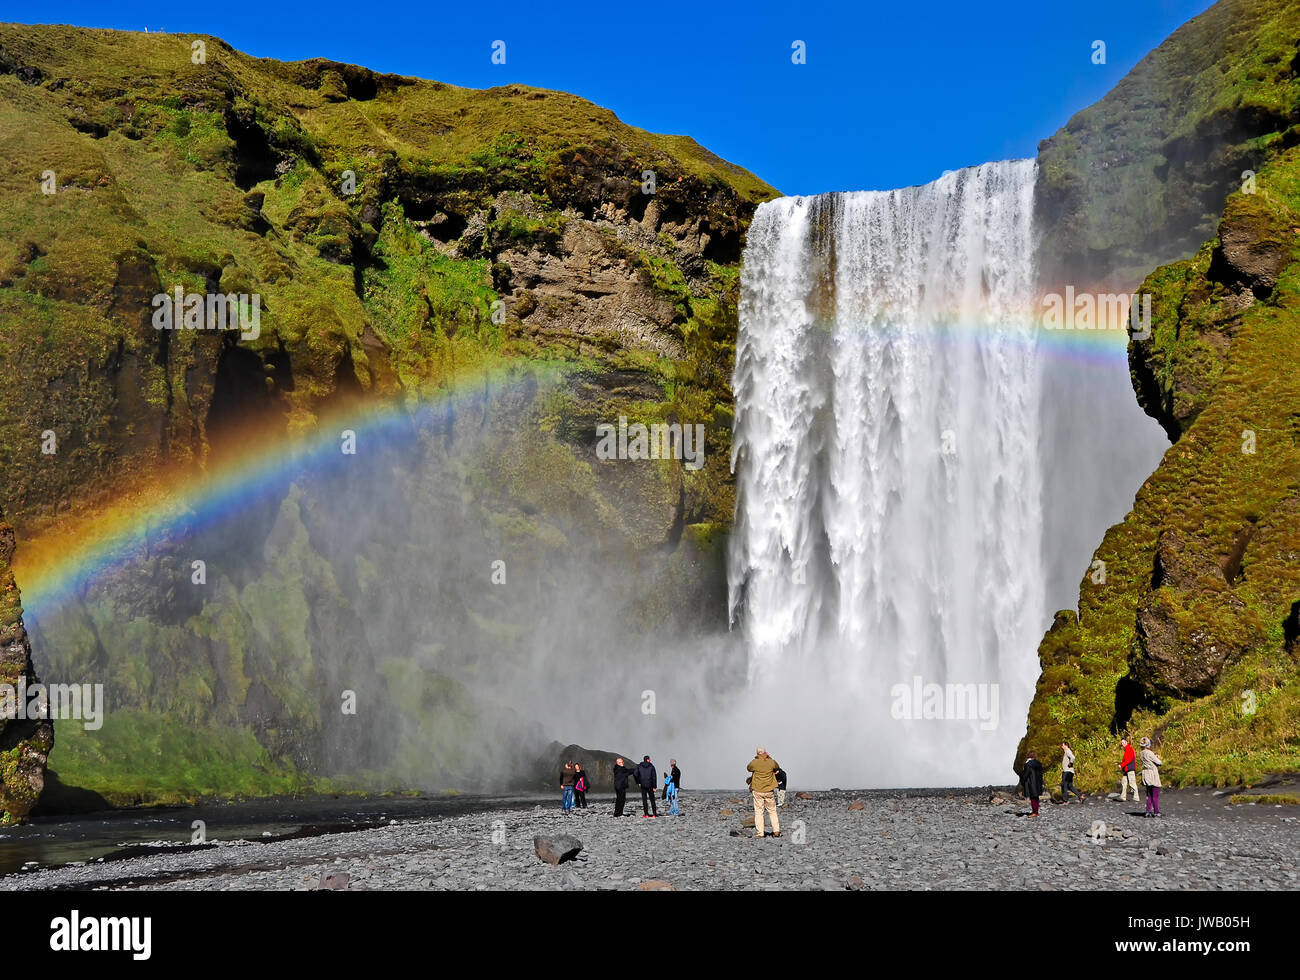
{"left": 12, "top": 323, "right": 1133, "bottom": 620}
{"left": 13, "top": 362, "right": 567, "bottom": 620}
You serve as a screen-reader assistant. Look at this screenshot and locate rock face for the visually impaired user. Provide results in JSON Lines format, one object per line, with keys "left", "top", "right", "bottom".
{"left": 533, "top": 834, "right": 583, "bottom": 865}
{"left": 1129, "top": 191, "right": 1299, "bottom": 442}
{"left": 0, "top": 511, "right": 53, "bottom": 825}
{"left": 0, "top": 23, "right": 775, "bottom": 531}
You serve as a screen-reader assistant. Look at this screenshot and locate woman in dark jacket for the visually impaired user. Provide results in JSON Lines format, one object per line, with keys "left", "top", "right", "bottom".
{"left": 573, "top": 764, "right": 589, "bottom": 809}
{"left": 1021, "top": 751, "right": 1044, "bottom": 817}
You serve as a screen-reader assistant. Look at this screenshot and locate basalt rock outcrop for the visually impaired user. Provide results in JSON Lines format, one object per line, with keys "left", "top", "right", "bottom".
{"left": 0, "top": 509, "right": 53, "bottom": 824}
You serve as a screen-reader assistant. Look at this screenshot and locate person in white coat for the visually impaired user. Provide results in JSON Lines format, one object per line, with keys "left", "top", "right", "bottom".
{"left": 1060, "top": 741, "right": 1084, "bottom": 803}
{"left": 1139, "top": 736, "right": 1163, "bottom": 818}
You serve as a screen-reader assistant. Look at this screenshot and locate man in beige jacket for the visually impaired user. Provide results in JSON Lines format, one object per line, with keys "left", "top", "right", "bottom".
{"left": 747, "top": 746, "right": 781, "bottom": 839}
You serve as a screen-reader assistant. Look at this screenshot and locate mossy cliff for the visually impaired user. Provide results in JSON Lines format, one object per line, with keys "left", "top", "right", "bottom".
{"left": 0, "top": 24, "right": 775, "bottom": 810}
{"left": 0, "top": 23, "right": 774, "bottom": 529}
{"left": 0, "top": 509, "right": 54, "bottom": 824}
{"left": 1021, "top": 0, "right": 1300, "bottom": 789}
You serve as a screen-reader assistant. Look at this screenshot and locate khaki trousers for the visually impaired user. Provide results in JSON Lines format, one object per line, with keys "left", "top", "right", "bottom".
{"left": 752, "top": 790, "right": 779, "bottom": 836}
{"left": 1120, "top": 770, "right": 1138, "bottom": 800}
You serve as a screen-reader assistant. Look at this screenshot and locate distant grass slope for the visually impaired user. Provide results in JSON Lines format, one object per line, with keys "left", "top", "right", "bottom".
{"left": 1036, "top": 0, "right": 1300, "bottom": 288}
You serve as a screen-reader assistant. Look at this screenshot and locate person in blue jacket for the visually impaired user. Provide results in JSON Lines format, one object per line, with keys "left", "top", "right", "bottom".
{"left": 664, "top": 769, "right": 679, "bottom": 816}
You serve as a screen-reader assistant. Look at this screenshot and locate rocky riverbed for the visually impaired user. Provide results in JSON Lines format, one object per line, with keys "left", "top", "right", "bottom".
{"left": 2, "top": 788, "right": 1296, "bottom": 891}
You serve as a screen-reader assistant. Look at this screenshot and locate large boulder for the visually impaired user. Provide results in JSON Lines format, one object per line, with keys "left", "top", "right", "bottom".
{"left": 533, "top": 834, "right": 583, "bottom": 865}
{"left": 524, "top": 742, "right": 635, "bottom": 792}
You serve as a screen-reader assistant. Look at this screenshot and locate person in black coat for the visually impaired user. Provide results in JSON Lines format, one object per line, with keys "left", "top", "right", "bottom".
{"left": 635, "top": 756, "right": 658, "bottom": 817}
{"left": 612, "top": 757, "right": 635, "bottom": 817}
{"left": 1021, "top": 751, "right": 1045, "bottom": 817}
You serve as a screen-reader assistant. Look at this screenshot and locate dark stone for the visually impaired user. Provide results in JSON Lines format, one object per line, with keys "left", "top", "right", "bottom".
{"left": 31, "top": 770, "right": 110, "bottom": 817}
{"left": 534, "top": 834, "right": 583, "bottom": 865}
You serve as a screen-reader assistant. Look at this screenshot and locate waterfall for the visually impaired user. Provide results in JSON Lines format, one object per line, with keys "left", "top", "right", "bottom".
{"left": 727, "top": 160, "right": 1044, "bottom": 786}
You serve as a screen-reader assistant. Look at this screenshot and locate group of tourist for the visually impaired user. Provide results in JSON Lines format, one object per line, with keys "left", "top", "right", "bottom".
{"left": 565, "top": 737, "right": 1166, "bottom": 827}
{"left": 558, "top": 761, "right": 592, "bottom": 811}
{"left": 563, "top": 755, "right": 681, "bottom": 817}
{"left": 1020, "top": 735, "right": 1164, "bottom": 817}
{"left": 558, "top": 747, "right": 791, "bottom": 837}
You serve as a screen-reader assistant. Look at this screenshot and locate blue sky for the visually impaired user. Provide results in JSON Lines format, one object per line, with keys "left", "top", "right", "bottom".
{"left": 20, "top": 0, "right": 1215, "bottom": 195}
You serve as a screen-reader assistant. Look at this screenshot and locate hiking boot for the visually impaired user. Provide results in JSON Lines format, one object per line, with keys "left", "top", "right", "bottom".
{"left": 772, "top": 832, "right": 782, "bottom": 838}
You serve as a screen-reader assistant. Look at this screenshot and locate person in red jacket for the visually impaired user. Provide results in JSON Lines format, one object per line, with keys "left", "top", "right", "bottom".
{"left": 1118, "top": 737, "right": 1139, "bottom": 803}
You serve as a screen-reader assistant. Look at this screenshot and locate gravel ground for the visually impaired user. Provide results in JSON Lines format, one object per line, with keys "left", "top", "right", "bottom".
{"left": 2, "top": 788, "right": 1296, "bottom": 891}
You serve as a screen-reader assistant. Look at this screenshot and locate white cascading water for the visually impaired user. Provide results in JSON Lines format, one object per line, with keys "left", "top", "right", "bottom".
{"left": 726, "top": 160, "right": 1044, "bottom": 786}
